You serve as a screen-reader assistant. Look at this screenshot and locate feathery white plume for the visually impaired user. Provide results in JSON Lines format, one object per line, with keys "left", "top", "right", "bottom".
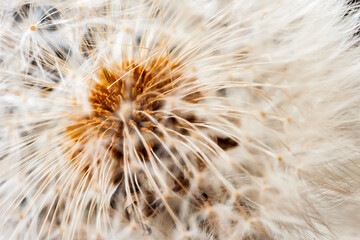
{"left": 0, "top": 0, "right": 360, "bottom": 239}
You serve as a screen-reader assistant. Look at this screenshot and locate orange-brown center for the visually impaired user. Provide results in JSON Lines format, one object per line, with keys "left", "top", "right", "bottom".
{"left": 65, "top": 57, "right": 201, "bottom": 180}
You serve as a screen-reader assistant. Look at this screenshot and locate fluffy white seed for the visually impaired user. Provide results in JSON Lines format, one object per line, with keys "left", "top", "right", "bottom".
{"left": 0, "top": 0, "right": 360, "bottom": 239}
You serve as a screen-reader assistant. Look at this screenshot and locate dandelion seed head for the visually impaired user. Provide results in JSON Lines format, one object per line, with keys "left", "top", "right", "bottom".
{"left": 0, "top": 0, "right": 360, "bottom": 239}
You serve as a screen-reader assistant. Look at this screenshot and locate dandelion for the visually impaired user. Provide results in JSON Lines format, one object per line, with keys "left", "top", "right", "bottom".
{"left": 0, "top": 0, "right": 360, "bottom": 239}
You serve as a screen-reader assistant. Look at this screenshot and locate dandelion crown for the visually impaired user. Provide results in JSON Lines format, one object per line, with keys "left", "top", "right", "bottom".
{"left": 0, "top": 0, "right": 360, "bottom": 239}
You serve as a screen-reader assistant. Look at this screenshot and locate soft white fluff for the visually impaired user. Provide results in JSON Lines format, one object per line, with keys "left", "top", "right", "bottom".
{"left": 0, "top": 0, "right": 360, "bottom": 239}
